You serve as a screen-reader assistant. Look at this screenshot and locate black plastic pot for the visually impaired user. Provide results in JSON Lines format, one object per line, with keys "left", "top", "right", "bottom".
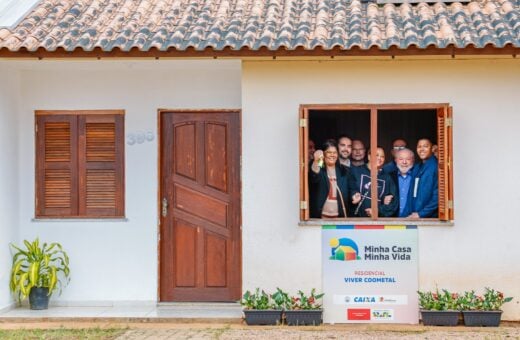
{"left": 29, "top": 287, "right": 50, "bottom": 310}
{"left": 463, "top": 310, "right": 502, "bottom": 327}
{"left": 285, "top": 310, "right": 323, "bottom": 326}
{"left": 243, "top": 310, "right": 283, "bottom": 325}
{"left": 420, "top": 310, "right": 460, "bottom": 326}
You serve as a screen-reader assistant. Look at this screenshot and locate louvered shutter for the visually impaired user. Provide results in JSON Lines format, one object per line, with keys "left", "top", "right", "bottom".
{"left": 36, "top": 115, "right": 79, "bottom": 217}
{"left": 78, "top": 114, "right": 124, "bottom": 217}
{"left": 437, "top": 106, "right": 454, "bottom": 221}
{"left": 299, "top": 106, "right": 310, "bottom": 220}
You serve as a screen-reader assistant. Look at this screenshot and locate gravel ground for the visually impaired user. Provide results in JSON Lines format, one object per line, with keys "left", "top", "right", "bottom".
{"left": 1, "top": 322, "right": 519, "bottom": 339}
{"left": 115, "top": 324, "right": 520, "bottom": 340}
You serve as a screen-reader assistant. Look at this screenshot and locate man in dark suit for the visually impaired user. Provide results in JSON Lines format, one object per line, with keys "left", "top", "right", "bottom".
{"left": 385, "top": 148, "right": 416, "bottom": 217}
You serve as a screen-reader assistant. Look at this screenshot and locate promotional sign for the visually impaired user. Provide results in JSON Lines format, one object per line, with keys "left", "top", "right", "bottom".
{"left": 322, "top": 225, "right": 418, "bottom": 324}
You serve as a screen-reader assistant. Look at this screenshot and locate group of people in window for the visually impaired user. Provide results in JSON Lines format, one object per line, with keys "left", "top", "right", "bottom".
{"left": 308, "top": 136, "right": 438, "bottom": 219}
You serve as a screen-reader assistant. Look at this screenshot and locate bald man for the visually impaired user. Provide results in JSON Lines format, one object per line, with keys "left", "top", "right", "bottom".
{"left": 350, "top": 140, "right": 366, "bottom": 167}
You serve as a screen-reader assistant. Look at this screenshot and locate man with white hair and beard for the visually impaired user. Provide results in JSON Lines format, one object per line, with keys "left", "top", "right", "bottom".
{"left": 387, "top": 148, "right": 417, "bottom": 217}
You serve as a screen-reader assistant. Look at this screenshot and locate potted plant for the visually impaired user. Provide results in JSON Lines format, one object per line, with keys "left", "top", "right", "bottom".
{"left": 240, "top": 288, "right": 284, "bottom": 325}
{"left": 285, "top": 288, "right": 324, "bottom": 326}
{"left": 9, "top": 238, "right": 70, "bottom": 310}
{"left": 458, "top": 288, "right": 513, "bottom": 327}
{"left": 418, "top": 289, "right": 460, "bottom": 326}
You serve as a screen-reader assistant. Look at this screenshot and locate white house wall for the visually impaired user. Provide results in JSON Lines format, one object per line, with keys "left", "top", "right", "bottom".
{"left": 241, "top": 58, "right": 520, "bottom": 320}
{"left": 15, "top": 60, "right": 241, "bottom": 306}
{"left": 0, "top": 63, "right": 20, "bottom": 310}
{"left": 3, "top": 57, "right": 519, "bottom": 320}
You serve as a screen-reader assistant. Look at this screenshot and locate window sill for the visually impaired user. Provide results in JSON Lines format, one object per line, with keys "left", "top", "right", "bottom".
{"left": 299, "top": 218, "right": 453, "bottom": 227}
{"left": 31, "top": 218, "right": 129, "bottom": 222}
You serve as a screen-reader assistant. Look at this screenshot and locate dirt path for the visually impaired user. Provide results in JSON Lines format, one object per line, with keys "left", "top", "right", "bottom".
{"left": 117, "top": 326, "right": 520, "bottom": 339}
{"left": 1, "top": 321, "right": 519, "bottom": 339}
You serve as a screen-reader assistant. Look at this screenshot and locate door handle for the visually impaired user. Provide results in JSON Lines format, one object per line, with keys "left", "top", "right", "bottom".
{"left": 162, "top": 197, "right": 168, "bottom": 217}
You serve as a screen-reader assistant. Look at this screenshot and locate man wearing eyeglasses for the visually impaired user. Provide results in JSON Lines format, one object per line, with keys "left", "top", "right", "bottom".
{"left": 391, "top": 139, "right": 407, "bottom": 157}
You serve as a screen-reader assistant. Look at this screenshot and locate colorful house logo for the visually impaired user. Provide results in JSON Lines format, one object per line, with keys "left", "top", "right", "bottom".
{"left": 330, "top": 238, "right": 361, "bottom": 261}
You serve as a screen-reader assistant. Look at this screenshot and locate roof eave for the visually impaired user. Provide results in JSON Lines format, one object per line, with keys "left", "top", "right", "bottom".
{"left": 1, "top": 45, "right": 519, "bottom": 59}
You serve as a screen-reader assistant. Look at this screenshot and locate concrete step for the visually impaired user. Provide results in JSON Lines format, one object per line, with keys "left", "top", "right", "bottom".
{"left": 0, "top": 304, "right": 244, "bottom": 323}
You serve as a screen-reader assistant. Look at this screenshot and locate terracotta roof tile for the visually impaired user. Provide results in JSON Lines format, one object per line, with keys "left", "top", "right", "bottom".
{"left": 0, "top": 0, "right": 519, "bottom": 53}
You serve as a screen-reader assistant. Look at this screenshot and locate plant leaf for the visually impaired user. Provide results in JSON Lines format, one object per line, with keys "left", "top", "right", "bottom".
{"left": 48, "top": 266, "right": 57, "bottom": 293}
{"left": 28, "top": 262, "right": 40, "bottom": 286}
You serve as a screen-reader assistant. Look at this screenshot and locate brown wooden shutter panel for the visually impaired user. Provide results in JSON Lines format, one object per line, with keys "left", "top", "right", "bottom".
{"left": 437, "top": 106, "right": 454, "bottom": 221}
{"left": 36, "top": 115, "right": 78, "bottom": 217}
{"left": 299, "top": 106, "right": 310, "bottom": 220}
{"left": 78, "top": 114, "right": 124, "bottom": 217}
{"left": 447, "top": 106, "right": 454, "bottom": 220}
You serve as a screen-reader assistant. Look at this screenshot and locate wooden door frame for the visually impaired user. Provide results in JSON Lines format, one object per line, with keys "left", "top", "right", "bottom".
{"left": 157, "top": 108, "right": 242, "bottom": 302}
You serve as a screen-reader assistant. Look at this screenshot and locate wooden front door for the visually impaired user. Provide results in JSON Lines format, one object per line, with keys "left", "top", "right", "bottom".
{"left": 159, "top": 110, "right": 241, "bottom": 301}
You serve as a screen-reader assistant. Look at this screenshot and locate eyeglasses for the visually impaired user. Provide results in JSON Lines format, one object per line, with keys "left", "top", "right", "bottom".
{"left": 393, "top": 146, "right": 406, "bottom": 150}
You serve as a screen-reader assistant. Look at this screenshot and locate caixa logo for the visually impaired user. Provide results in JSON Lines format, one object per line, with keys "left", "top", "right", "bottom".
{"left": 353, "top": 296, "right": 376, "bottom": 303}
{"left": 345, "top": 296, "right": 377, "bottom": 303}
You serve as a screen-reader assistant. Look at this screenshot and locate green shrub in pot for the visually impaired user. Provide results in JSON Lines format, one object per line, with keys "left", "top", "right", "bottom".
{"left": 9, "top": 238, "right": 70, "bottom": 309}
{"left": 240, "top": 288, "right": 285, "bottom": 325}
{"left": 458, "top": 288, "right": 513, "bottom": 327}
{"left": 285, "top": 289, "right": 324, "bottom": 326}
{"left": 417, "top": 288, "right": 460, "bottom": 326}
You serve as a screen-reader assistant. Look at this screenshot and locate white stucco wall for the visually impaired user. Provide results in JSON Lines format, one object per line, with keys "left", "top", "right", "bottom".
{"left": 2, "top": 57, "right": 519, "bottom": 320}
{"left": 0, "top": 64, "right": 20, "bottom": 310}
{"left": 13, "top": 60, "right": 241, "bottom": 305}
{"left": 242, "top": 58, "right": 520, "bottom": 320}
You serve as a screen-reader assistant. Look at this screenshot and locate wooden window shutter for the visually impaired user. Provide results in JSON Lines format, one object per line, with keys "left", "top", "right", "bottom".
{"left": 36, "top": 115, "right": 79, "bottom": 217}
{"left": 437, "top": 106, "right": 454, "bottom": 221}
{"left": 78, "top": 114, "right": 124, "bottom": 217}
{"left": 299, "top": 106, "right": 310, "bottom": 220}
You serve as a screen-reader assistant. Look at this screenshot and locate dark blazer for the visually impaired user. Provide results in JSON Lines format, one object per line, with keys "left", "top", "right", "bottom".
{"left": 353, "top": 166, "right": 399, "bottom": 217}
{"left": 382, "top": 160, "right": 397, "bottom": 174}
{"left": 309, "top": 164, "right": 358, "bottom": 218}
{"left": 387, "top": 165, "right": 417, "bottom": 218}
{"left": 412, "top": 156, "right": 438, "bottom": 218}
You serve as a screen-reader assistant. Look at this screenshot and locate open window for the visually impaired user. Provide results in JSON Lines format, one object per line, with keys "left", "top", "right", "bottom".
{"left": 299, "top": 104, "right": 453, "bottom": 222}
